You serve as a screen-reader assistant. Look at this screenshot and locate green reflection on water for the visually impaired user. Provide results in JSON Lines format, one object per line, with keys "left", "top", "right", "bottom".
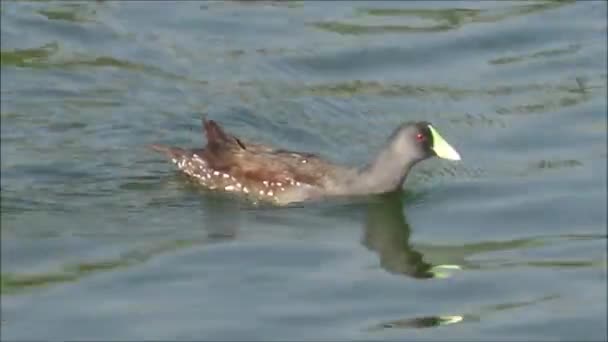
{"left": 534, "top": 159, "right": 583, "bottom": 170}
{"left": 1, "top": 238, "right": 204, "bottom": 295}
{"left": 0, "top": 44, "right": 199, "bottom": 84}
{"left": 314, "top": 1, "right": 575, "bottom": 35}
{"left": 362, "top": 7, "right": 480, "bottom": 22}
{"left": 490, "top": 44, "right": 581, "bottom": 65}
{"left": 503, "top": 260, "right": 607, "bottom": 269}
{"left": 313, "top": 22, "right": 452, "bottom": 35}
{"left": 495, "top": 91, "right": 594, "bottom": 115}
{"left": 302, "top": 78, "right": 605, "bottom": 117}
{"left": 304, "top": 81, "right": 475, "bottom": 99}
{"left": 0, "top": 43, "right": 58, "bottom": 68}
{"left": 38, "top": 6, "right": 92, "bottom": 23}
{"left": 4, "top": 39, "right": 598, "bottom": 119}
{"left": 302, "top": 79, "right": 604, "bottom": 100}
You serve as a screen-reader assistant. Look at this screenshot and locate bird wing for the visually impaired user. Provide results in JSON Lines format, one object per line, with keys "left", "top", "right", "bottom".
{"left": 201, "top": 119, "right": 333, "bottom": 186}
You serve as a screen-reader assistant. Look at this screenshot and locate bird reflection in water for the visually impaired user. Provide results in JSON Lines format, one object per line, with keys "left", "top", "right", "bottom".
{"left": 368, "top": 315, "right": 465, "bottom": 331}
{"left": 362, "top": 191, "right": 461, "bottom": 280}
{"left": 362, "top": 191, "right": 466, "bottom": 330}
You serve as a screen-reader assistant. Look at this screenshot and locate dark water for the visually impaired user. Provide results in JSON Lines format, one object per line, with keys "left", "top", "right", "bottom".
{"left": 1, "top": 1, "right": 607, "bottom": 340}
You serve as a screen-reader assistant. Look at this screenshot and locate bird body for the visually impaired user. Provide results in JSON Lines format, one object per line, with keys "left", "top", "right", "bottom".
{"left": 150, "top": 118, "right": 461, "bottom": 205}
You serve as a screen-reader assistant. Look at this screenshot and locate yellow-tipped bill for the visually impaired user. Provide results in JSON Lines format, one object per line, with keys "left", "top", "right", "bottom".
{"left": 428, "top": 125, "right": 461, "bottom": 161}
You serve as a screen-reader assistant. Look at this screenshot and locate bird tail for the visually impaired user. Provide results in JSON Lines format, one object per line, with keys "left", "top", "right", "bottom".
{"left": 149, "top": 117, "right": 241, "bottom": 161}
{"left": 203, "top": 118, "right": 232, "bottom": 145}
{"left": 147, "top": 144, "right": 190, "bottom": 160}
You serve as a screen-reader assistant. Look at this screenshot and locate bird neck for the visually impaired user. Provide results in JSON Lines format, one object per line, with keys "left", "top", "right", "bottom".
{"left": 339, "top": 145, "right": 416, "bottom": 196}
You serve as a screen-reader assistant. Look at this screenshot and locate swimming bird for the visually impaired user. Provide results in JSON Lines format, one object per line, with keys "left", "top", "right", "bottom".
{"left": 150, "top": 118, "right": 461, "bottom": 205}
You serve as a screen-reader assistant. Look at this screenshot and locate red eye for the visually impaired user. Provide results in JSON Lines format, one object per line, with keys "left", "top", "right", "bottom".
{"left": 416, "top": 133, "right": 425, "bottom": 142}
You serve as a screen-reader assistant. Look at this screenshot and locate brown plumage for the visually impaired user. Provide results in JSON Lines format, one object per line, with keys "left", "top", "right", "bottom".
{"left": 150, "top": 118, "right": 346, "bottom": 205}
{"left": 150, "top": 118, "right": 462, "bottom": 205}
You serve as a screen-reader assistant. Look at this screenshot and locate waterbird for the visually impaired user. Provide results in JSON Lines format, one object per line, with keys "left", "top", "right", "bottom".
{"left": 150, "top": 118, "right": 461, "bottom": 205}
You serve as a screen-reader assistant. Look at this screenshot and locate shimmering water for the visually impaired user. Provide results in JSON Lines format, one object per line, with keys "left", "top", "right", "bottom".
{"left": 1, "top": 1, "right": 607, "bottom": 340}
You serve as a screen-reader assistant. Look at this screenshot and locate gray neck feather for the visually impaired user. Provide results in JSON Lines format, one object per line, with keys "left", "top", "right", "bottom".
{"left": 334, "top": 141, "right": 418, "bottom": 196}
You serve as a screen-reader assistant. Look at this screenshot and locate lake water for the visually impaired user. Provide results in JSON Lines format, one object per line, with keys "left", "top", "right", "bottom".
{"left": 1, "top": 1, "right": 607, "bottom": 340}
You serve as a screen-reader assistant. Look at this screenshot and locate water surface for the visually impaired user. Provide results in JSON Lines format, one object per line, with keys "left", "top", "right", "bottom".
{"left": 1, "top": 1, "right": 607, "bottom": 340}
